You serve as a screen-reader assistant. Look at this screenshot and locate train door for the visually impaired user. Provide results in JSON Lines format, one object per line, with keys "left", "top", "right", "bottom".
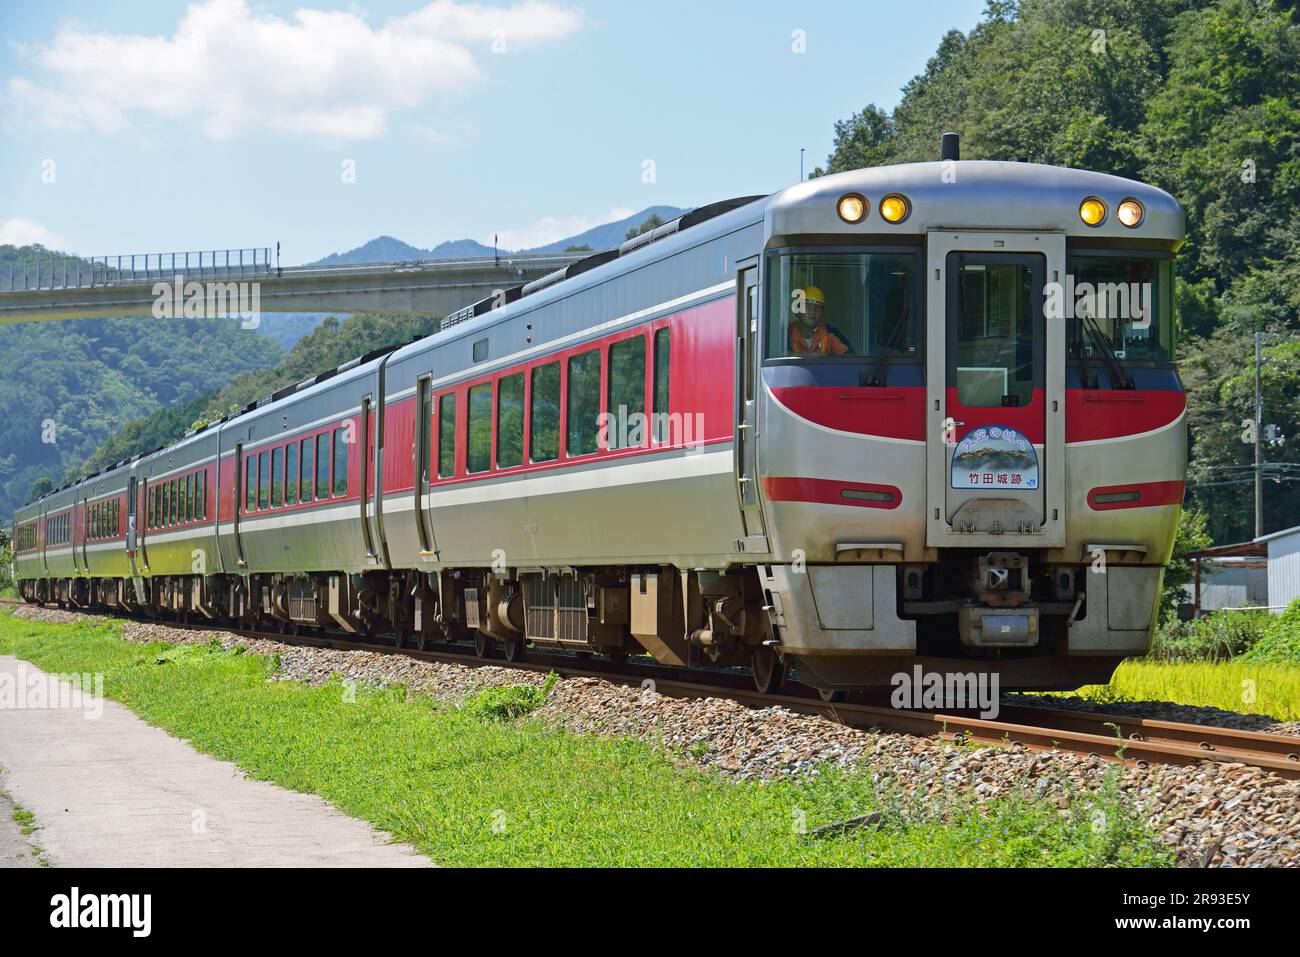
{"left": 233, "top": 443, "right": 248, "bottom": 567}
{"left": 925, "top": 232, "right": 1066, "bottom": 548}
{"left": 734, "top": 263, "right": 769, "bottom": 552}
{"left": 414, "top": 375, "right": 439, "bottom": 560}
{"left": 130, "top": 472, "right": 149, "bottom": 603}
{"left": 126, "top": 476, "right": 137, "bottom": 562}
{"left": 39, "top": 504, "right": 48, "bottom": 577}
{"left": 360, "top": 395, "right": 380, "bottom": 564}
{"left": 75, "top": 497, "right": 87, "bottom": 574}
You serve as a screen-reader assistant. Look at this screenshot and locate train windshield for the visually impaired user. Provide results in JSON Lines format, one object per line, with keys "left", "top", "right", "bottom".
{"left": 1066, "top": 254, "right": 1174, "bottom": 365}
{"left": 766, "top": 251, "right": 919, "bottom": 360}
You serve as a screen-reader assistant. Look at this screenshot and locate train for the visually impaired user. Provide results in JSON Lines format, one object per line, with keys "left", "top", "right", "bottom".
{"left": 11, "top": 134, "right": 1188, "bottom": 698}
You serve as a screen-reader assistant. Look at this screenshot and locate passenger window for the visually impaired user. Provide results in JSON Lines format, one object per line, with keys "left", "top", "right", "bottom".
{"left": 437, "top": 394, "right": 457, "bottom": 478}
{"left": 607, "top": 336, "right": 646, "bottom": 450}
{"left": 530, "top": 363, "right": 560, "bottom": 462}
{"left": 316, "top": 434, "right": 331, "bottom": 500}
{"left": 496, "top": 374, "right": 524, "bottom": 469}
{"left": 271, "top": 448, "right": 284, "bottom": 508}
{"left": 653, "top": 328, "right": 670, "bottom": 442}
{"left": 566, "top": 350, "right": 600, "bottom": 456}
{"left": 182, "top": 475, "right": 191, "bottom": 523}
{"left": 285, "top": 444, "right": 298, "bottom": 505}
{"left": 466, "top": 383, "right": 492, "bottom": 473}
{"left": 196, "top": 472, "right": 206, "bottom": 520}
{"left": 332, "top": 428, "right": 348, "bottom": 497}
{"left": 245, "top": 457, "right": 257, "bottom": 514}
{"left": 301, "top": 438, "right": 314, "bottom": 502}
{"left": 258, "top": 452, "right": 270, "bottom": 510}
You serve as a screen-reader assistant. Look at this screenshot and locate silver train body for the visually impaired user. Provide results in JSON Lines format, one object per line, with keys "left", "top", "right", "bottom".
{"left": 13, "top": 155, "right": 1187, "bottom": 693}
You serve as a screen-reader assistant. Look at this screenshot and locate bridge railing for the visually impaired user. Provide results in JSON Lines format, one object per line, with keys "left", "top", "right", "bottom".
{"left": 0, "top": 248, "right": 274, "bottom": 291}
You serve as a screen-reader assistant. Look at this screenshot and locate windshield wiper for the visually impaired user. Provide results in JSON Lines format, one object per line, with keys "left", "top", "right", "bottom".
{"left": 865, "top": 278, "right": 913, "bottom": 387}
{"left": 1082, "top": 315, "right": 1135, "bottom": 390}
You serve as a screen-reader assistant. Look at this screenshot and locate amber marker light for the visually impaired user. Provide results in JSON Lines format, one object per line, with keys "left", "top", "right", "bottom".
{"left": 837, "top": 193, "right": 868, "bottom": 223}
{"left": 1079, "top": 197, "right": 1107, "bottom": 226}
{"left": 1117, "top": 199, "right": 1145, "bottom": 227}
{"left": 880, "top": 194, "right": 910, "bottom": 223}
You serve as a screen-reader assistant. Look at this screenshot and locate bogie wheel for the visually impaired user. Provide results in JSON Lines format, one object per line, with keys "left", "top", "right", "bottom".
{"left": 751, "top": 645, "right": 786, "bottom": 695}
{"left": 473, "top": 630, "right": 492, "bottom": 659}
{"left": 413, "top": 628, "right": 429, "bottom": 652}
{"left": 501, "top": 636, "right": 525, "bottom": 663}
{"left": 818, "top": 688, "right": 846, "bottom": 703}
{"left": 393, "top": 626, "right": 409, "bottom": 649}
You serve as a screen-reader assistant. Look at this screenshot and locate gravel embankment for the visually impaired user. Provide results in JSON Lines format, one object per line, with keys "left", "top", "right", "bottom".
{"left": 10, "top": 605, "right": 1299, "bottom": 867}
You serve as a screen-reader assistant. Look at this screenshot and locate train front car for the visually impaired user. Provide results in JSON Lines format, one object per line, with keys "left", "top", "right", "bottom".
{"left": 754, "top": 151, "right": 1186, "bottom": 694}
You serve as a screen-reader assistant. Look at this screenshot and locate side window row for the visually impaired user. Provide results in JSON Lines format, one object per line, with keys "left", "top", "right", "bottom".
{"left": 437, "top": 326, "right": 670, "bottom": 479}
{"left": 243, "top": 426, "right": 349, "bottom": 514}
{"left": 15, "top": 523, "right": 37, "bottom": 552}
{"left": 45, "top": 513, "right": 70, "bottom": 546}
{"left": 88, "top": 499, "right": 121, "bottom": 540}
{"left": 148, "top": 469, "right": 207, "bottom": 530}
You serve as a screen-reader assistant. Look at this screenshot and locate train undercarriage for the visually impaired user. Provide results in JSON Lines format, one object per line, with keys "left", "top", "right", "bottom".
{"left": 18, "top": 545, "right": 1146, "bottom": 698}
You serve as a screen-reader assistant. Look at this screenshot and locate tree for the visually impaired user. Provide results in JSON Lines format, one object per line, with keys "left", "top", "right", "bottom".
{"left": 0, "top": 526, "right": 12, "bottom": 593}
{"left": 812, "top": 104, "right": 896, "bottom": 176}
{"left": 1160, "top": 508, "right": 1214, "bottom": 624}
{"left": 625, "top": 214, "right": 665, "bottom": 241}
{"left": 564, "top": 244, "right": 593, "bottom": 253}
{"left": 26, "top": 477, "right": 52, "bottom": 504}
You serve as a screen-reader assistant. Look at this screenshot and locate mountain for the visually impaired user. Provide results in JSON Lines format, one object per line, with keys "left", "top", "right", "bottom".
{"left": 0, "top": 312, "right": 282, "bottom": 520}
{"left": 520, "top": 206, "right": 686, "bottom": 254}
{"left": 308, "top": 205, "right": 688, "bottom": 267}
{"left": 428, "top": 239, "right": 498, "bottom": 259}
{"left": 311, "top": 236, "right": 427, "bottom": 266}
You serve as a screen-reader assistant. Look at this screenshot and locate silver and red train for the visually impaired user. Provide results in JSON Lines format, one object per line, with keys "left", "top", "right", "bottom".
{"left": 12, "top": 137, "right": 1187, "bottom": 696}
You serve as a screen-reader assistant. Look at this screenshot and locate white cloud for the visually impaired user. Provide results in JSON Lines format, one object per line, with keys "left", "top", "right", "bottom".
{"left": 0, "top": 217, "right": 66, "bottom": 249}
{"left": 6, "top": 0, "right": 581, "bottom": 140}
{"left": 494, "top": 207, "right": 634, "bottom": 251}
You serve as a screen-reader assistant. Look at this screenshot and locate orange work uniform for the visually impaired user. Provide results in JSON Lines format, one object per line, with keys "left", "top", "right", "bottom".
{"left": 788, "top": 323, "right": 851, "bottom": 356}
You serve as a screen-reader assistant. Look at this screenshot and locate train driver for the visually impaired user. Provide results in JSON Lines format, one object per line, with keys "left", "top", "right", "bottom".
{"left": 788, "top": 286, "right": 853, "bottom": 356}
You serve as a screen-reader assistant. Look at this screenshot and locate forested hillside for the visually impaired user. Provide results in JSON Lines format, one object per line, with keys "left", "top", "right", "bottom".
{"left": 75, "top": 312, "right": 441, "bottom": 481}
{"left": 0, "top": 316, "right": 281, "bottom": 519}
{"left": 815, "top": 0, "right": 1300, "bottom": 542}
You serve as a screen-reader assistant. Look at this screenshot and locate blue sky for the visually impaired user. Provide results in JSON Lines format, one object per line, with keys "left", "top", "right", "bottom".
{"left": 0, "top": 0, "right": 987, "bottom": 264}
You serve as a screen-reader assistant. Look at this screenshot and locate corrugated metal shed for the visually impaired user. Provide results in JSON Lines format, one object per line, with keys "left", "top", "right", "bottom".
{"left": 1256, "top": 525, "right": 1300, "bottom": 612}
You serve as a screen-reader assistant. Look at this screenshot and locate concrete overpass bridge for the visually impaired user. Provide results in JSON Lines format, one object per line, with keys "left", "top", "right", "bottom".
{"left": 0, "top": 247, "right": 589, "bottom": 325}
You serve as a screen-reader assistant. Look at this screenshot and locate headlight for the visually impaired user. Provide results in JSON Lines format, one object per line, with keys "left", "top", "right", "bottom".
{"left": 1079, "top": 197, "right": 1107, "bottom": 226}
{"left": 837, "top": 193, "right": 868, "bottom": 224}
{"left": 879, "top": 194, "right": 910, "bottom": 223}
{"left": 1117, "top": 199, "right": 1144, "bottom": 228}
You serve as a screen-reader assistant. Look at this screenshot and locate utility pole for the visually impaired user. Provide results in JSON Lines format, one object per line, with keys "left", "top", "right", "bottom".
{"left": 1255, "top": 331, "right": 1264, "bottom": 539}
{"left": 800, "top": 148, "right": 805, "bottom": 182}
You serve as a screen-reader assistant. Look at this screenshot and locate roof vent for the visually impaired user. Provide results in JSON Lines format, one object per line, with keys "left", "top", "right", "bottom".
{"left": 618, "top": 196, "right": 765, "bottom": 258}
{"left": 520, "top": 249, "right": 620, "bottom": 298}
{"left": 941, "top": 132, "right": 960, "bottom": 162}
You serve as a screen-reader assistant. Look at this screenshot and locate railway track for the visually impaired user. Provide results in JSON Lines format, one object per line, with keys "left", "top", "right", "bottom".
{"left": 5, "top": 598, "right": 1299, "bottom": 779}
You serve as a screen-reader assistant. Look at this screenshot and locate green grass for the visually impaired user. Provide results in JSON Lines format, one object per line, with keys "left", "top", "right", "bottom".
{"left": 0, "top": 611, "right": 1173, "bottom": 867}
{"left": 2, "top": 789, "right": 50, "bottom": 866}
{"left": 1072, "top": 658, "right": 1300, "bottom": 721}
{"left": 11, "top": 804, "right": 36, "bottom": 835}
